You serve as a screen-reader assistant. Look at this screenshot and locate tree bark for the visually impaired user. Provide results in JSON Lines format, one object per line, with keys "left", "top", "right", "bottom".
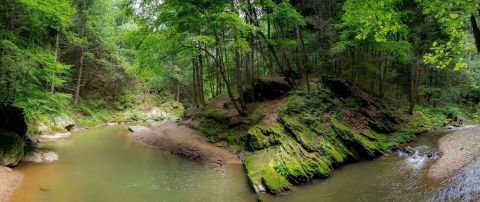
{"left": 471, "top": 12, "right": 480, "bottom": 53}
{"left": 198, "top": 53, "right": 205, "bottom": 106}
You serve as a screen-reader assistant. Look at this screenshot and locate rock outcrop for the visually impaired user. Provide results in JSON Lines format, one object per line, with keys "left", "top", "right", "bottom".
{"left": 128, "top": 125, "right": 151, "bottom": 133}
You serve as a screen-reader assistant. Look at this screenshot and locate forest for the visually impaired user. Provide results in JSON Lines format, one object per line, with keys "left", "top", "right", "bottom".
{"left": 2, "top": 0, "right": 480, "bottom": 201}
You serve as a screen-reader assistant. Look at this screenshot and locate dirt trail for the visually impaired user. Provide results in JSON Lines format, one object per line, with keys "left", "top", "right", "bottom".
{"left": 0, "top": 166, "right": 23, "bottom": 202}
{"left": 429, "top": 125, "right": 480, "bottom": 178}
{"left": 129, "top": 123, "right": 241, "bottom": 165}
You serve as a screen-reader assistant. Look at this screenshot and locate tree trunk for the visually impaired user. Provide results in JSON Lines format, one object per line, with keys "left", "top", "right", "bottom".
{"left": 198, "top": 53, "right": 205, "bottom": 106}
{"left": 236, "top": 50, "right": 247, "bottom": 112}
{"left": 51, "top": 33, "right": 59, "bottom": 94}
{"left": 409, "top": 63, "right": 419, "bottom": 115}
{"left": 471, "top": 12, "right": 480, "bottom": 53}
{"left": 192, "top": 58, "right": 198, "bottom": 107}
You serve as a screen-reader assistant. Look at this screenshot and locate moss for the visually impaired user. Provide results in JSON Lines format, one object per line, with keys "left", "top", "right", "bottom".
{"left": 330, "top": 117, "right": 388, "bottom": 157}
{"left": 273, "top": 137, "right": 334, "bottom": 183}
{"left": 244, "top": 150, "right": 291, "bottom": 194}
{"left": 0, "top": 132, "right": 25, "bottom": 166}
{"left": 247, "top": 124, "right": 284, "bottom": 151}
{"left": 204, "top": 109, "right": 229, "bottom": 122}
{"left": 388, "top": 130, "right": 416, "bottom": 148}
{"left": 279, "top": 115, "right": 318, "bottom": 152}
{"left": 262, "top": 163, "right": 291, "bottom": 194}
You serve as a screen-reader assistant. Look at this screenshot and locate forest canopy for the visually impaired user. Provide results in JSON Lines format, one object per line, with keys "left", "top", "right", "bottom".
{"left": 1, "top": 0, "right": 480, "bottom": 121}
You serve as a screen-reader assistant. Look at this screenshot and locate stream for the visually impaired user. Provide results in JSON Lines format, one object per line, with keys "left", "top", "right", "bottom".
{"left": 9, "top": 125, "right": 479, "bottom": 201}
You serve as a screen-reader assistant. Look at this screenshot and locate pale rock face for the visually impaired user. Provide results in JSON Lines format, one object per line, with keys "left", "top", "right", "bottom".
{"left": 22, "top": 151, "right": 59, "bottom": 163}
{"left": 53, "top": 116, "right": 75, "bottom": 131}
{"left": 35, "top": 132, "right": 71, "bottom": 143}
{"left": 128, "top": 125, "right": 151, "bottom": 133}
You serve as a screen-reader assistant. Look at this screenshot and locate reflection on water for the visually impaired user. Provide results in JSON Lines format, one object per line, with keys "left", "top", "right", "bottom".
{"left": 11, "top": 126, "right": 257, "bottom": 202}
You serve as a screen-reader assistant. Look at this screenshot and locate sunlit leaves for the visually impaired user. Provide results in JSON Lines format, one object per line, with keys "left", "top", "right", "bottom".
{"left": 335, "top": 0, "right": 411, "bottom": 62}
{"left": 418, "top": 0, "right": 479, "bottom": 69}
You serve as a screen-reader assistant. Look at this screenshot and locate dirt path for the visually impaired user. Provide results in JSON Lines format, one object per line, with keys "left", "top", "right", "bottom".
{"left": 129, "top": 123, "right": 241, "bottom": 165}
{"left": 0, "top": 166, "right": 23, "bottom": 202}
{"left": 429, "top": 125, "right": 480, "bottom": 178}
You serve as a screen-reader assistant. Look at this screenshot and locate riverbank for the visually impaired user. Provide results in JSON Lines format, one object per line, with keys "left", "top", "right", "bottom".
{"left": 0, "top": 166, "right": 23, "bottom": 202}
{"left": 129, "top": 123, "right": 242, "bottom": 165}
{"left": 429, "top": 125, "right": 480, "bottom": 178}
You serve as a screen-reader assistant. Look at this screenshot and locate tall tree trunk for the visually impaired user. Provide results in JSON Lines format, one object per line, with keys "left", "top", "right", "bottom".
{"left": 198, "top": 53, "right": 205, "bottom": 106}
{"left": 471, "top": 12, "right": 480, "bottom": 53}
{"left": 409, "top": 63, "right": 419, "bottom": 115}
{"left": 296, "top": 26, "right": 310, "bottom": 91}
{"left": 74, "top": 5, "right": 86, "bottom": 106}
{"left": 236, "top": 50, "right": 247, "bottom": 112}
{"left": 378, "top": 52, "right": 385, "bottom": 98}
{"left": 51, "top": 33, "right": 59, "bottom": 94}
{"left": 208, "top": 35, "right": 245, "bottom": 116}
{"left": 192, "top": 58, "right": 198, "bottom": 107}
{"left": 74, "top": 47, "right": 84, "bottom": 106}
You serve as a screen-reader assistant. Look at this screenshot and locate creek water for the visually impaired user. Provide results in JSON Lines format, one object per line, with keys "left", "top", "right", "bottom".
{"left": 9, "top": 125, "right": 477, "bottom": 202}
{"left": 10, "top": 126, "right": 257, "bottom": 202}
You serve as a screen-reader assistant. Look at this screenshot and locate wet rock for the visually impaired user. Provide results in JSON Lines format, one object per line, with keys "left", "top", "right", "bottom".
{"left": 128, "top": 125, "right": 151, "bottom": 133}
{"left": 34, "top": 132, "right": 71, "bottom": 143}
{"left": 427, "top": 151, "right": 443, "bottom": 159}
{"left": 22, "top": 151, "right": 59, "bottom": 163}
{"left": 397, "top": 146, "right": 416, "bottom": 156}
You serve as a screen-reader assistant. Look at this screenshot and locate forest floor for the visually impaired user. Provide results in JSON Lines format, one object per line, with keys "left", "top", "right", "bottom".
{"left": 429, "top": 125, "right": 480, "bottom": 178}
{"left": 0, "top": 166, "right": 23, "bottom": 202}
{"left": 129, "top": 122, "right": 242, "bottom": 165}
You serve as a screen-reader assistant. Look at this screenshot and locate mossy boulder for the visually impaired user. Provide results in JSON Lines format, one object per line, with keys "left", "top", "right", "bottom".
{"left": 204, "top": 109, "right": 229, "bottom": 122}
{"left": 0, "top": 132, "right": 25, "bottom": 166}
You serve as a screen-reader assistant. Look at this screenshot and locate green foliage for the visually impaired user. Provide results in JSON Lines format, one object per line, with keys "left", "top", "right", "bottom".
{"left": 409, "top": 106, "right": 449, "bottom": 130}
{"left": 418, "top": 0, "right": 477, "bottom": 69}
{"left": 334, "top": 0, "right": 411, "bottom": 62}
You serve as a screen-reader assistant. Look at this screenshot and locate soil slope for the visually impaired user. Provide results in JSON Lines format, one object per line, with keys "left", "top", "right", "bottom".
{"left": 129, "top": 123, "right": 241, "bottom": 165}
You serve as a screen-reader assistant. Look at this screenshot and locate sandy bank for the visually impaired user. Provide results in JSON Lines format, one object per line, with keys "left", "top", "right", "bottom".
{"left": 129, "top": 123, "right": 242, "bottom": 165}
{"left": 0, "top": 166, "right": 23, "bottom": 202}
{"left": 429, "top": 125, "right": 480, "bottom": 178}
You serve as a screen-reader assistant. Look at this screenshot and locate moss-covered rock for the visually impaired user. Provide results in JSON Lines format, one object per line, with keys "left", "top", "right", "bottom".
{"left": 330, "top": 117, "right": 388, "bottom": 157}
{"left": 0, "top": 132, "right": 25, "bottom": 166}
{"left": 204, "top": 109, "right": 229, "bottom": 122}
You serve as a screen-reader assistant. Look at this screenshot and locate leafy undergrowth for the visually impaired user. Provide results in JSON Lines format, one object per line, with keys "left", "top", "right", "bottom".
{"left": 28, "top": 93, "right": 184, "bottom": 135}
{"left": 198, "top": 80, "right": 458, "bottom": 195}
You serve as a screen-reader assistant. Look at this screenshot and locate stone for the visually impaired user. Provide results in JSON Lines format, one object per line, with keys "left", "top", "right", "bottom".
{"left": 22, "top": 151, "right": 59, "bottom": 163}
{"left": 128, "top": 125, "right": 151, "bottom": 133}
{"left": 53, "top": 116, "right": 75, "bottom": 131}
{"left": 34, "top": 132, "right": 71, "bottom": 143}
{"left": 0, "top": 133, "right": 25, "bottom": 167}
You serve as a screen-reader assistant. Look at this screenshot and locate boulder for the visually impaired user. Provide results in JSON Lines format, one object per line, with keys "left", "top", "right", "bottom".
{"left": 34, "top": 132, "right": 71, "bottom": 143}
{"left": 22, "top": 151, "right": 59, "bottom": 163}
{"left": 128, "top": 125, "right": 151, "bottom": 133}
{"left": 0, "top": 133, "right": 25, "bottom": 167}
{"left": 53, "top": 116, "right": 75, "bottom": 131}
{"left": 147, "top": 107, "right": 167, "bottom": 120}
{"left": 243, "top": 77, "right": 292, "bottom": 103}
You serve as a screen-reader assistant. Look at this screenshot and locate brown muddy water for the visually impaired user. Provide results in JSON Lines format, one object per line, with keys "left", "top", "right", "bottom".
{"left": 9, "top": 126, "right": 478, "bottom": 202}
